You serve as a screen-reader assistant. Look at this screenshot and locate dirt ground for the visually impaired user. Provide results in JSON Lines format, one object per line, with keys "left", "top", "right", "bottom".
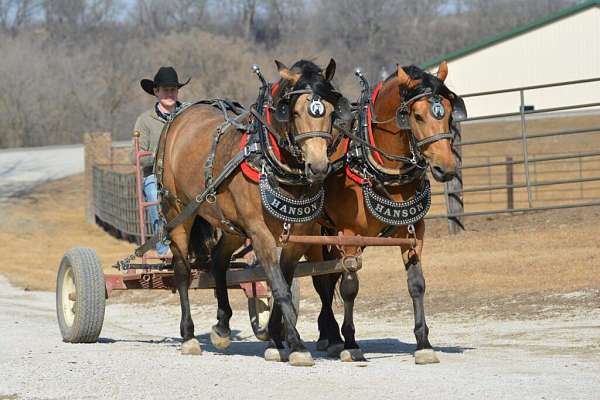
{"left": 1, "top": 174, "right": 599, "bottom": 319}
{"left": 2, "top": 277, "right": 599, "bottom": 400}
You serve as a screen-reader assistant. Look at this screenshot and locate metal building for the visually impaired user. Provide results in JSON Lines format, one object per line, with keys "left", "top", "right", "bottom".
{"left": 422, "top": 0, "right": 600, "bottom": 117}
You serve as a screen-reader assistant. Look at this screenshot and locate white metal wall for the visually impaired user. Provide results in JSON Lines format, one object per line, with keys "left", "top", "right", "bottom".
{"left": 427, "top": 6, "right": 600, "bottom": 118}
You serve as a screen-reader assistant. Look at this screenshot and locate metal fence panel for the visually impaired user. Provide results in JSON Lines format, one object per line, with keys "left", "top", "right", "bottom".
{"left": 92, "top": 166, "right": 153, "bottom": 243}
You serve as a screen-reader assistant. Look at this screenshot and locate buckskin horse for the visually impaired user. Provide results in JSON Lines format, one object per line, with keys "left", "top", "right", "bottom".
{"left": 306, "top": 61, "right": 466, "bottom": 363}
{"left": 157, "top": 59, "right": 351, "bottom": 366}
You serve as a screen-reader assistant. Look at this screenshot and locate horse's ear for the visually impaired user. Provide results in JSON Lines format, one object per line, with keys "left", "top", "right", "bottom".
{"left": 437, "top": 61, "right": 448, "bottom": 82}
{"left": 324, "top": 58, "right": 336, "bottom": 81}
{"left": 275, "top": 60, "right": 300, "bottom": 84}
{"left": 397, "top": 64, "right": 420, "bottom": 89}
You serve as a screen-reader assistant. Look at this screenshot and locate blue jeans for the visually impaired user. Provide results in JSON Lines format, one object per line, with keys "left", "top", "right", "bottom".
{"left": 143, "top": 174, "right": 170, "bottom": 254}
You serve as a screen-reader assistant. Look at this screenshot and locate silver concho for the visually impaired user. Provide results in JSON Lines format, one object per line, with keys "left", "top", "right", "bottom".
{"left": 308, "top": 98, "right": 325, "bottom": 118}
{"left": 430, "top": 100, "right": 445, "bottom": 120}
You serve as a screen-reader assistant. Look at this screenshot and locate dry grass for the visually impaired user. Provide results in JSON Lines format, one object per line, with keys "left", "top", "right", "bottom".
{"left": 0, "top": 175, "right": 135, "bottom": 291}
{"left": 1, "top": 173, "right": 599, "bottom": 316}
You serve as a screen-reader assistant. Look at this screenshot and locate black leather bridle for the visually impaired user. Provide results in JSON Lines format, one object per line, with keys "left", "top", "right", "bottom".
{"left": 272, "top": 85, "right": 352, "bottom": 160}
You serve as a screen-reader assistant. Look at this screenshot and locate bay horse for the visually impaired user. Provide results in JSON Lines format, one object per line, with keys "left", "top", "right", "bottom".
{"left": 160, "top": 59, "right": 350, "bottom": 367}
{"left": 306, "top": 62, "right": 463, "bottom": 363}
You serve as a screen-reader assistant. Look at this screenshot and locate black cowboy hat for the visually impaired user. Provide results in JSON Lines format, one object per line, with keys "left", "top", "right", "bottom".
{"left": 140, "top": 66, "right": 191, "bottom": 96}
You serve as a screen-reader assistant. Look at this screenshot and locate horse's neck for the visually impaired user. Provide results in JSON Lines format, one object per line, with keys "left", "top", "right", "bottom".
{"left": 372, "top": 79, "right": 411, "bottom": 169}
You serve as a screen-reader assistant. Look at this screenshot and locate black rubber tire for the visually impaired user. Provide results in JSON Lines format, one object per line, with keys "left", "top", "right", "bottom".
{"left": 248, "top": 278, "right": 300, "bottom": 341}
{"left": 56, "top": 247, "right": 106, "bottom": 343}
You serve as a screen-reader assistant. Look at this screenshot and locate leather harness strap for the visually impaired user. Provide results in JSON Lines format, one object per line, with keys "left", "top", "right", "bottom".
{"left": 135, "top": 143, "right": 260, "bottom": 257}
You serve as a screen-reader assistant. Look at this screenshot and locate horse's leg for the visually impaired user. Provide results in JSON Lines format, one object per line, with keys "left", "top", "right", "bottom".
{"left": 403, "top": 221, "right": 439, "bottom": 364}
{"left": 264, "top": 287, "right": 286, "bottom": 362}
{"left": 306, "top": 245, "right": 343, "bottom": 353}
{"left": 312, "top": 273, "right": 343, "bottom": 353}
{"left": 170, "top": 224, "right": 202, "bottom": 355}
{"left": 338, "top": 252, "right": 366, "bottom": 362}
{"left": 250, "top": 227, "right": 313, "bottom": 366}
{"left": 210, "top": 232, "right": 244, "bottom": 350}
{"left": 264, "top": 246, "right": 303, "bottom": 362}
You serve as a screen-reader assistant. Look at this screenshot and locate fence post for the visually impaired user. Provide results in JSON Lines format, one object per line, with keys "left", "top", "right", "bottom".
{"left": 83, "top": 132, "right": 112, "bottom": 224}
{"left": 445, "top": 121, "right": 464, "bottom": 234}
{"left": 506, "top": 156, "right": 514, "bottom": 210}
{"left": 579, "top": 157, "right": 584, "bottom": 199}
{"left": 519, "top": 89, "right": 533, "bottom": 208}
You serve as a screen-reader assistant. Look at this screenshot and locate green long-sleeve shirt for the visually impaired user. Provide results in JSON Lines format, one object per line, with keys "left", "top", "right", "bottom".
{"left": 129, "top": 107, "right": 168, "bottom": 177}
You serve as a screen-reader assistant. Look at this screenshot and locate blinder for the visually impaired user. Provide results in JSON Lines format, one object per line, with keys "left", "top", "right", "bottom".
{"left": 451, "top": 95, "right": 467, "bottom": 121}
{"left": 333, "top": 96, "right": 353, "bottom": 130}
{"left": 274, "top": 99, "right": 291, "bottom": 122}
{"left": 395, "top": 103, "right": 411, "bottom": 131}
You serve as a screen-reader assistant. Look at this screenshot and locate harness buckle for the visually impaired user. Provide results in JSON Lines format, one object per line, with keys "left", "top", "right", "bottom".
{"left": 407, "top": 223, "right": 417, "bottom": 249}
{"left": 279, "top": 222, "right": 292, "bottom": 245}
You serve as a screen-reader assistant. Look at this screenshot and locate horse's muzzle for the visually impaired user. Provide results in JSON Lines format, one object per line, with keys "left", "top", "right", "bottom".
{"left": 305, "top": 162, "right": 329, "bottom": 183}
{"left": 430, "top": 163, "right": 456, "bottom": 182}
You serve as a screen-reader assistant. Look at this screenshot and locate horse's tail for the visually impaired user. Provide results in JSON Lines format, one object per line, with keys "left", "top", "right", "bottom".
{"left": 188, "top": 216, "right": 219, "bottom": 269}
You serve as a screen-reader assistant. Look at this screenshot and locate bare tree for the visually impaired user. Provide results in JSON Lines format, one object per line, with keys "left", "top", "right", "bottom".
{"left": 0, "top": 0, "right": 40, "bottom": 35}
{"left": 0, "top": 0, "right": 585, "bottom": 148}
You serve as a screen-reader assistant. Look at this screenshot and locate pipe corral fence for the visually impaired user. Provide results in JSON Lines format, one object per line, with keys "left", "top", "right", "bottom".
{"left": 84, "top": 77, "right": 600, "bottom": 238}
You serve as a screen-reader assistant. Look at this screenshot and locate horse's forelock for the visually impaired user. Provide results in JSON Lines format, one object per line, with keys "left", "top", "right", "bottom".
{"left": 392, "top": 65, "right": 453, "bottom": 101}
{"left": 275, "top": 59, "right": 337, "bottom": 104}
{"left": 290, "top": 59, "right": 323, "bottom": 79}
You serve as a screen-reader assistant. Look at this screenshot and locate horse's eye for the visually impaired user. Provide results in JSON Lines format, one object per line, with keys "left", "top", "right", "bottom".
{"left": 415, "top": 114, "right": 424, "bottom": 122}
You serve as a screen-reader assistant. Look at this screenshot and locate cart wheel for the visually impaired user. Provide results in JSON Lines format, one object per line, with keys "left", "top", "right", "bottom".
{"left": 248, "top": 278, "right": 300, "bottom": 341}
{"left": 56, "top": 247, "right": 105, "bottom": 343}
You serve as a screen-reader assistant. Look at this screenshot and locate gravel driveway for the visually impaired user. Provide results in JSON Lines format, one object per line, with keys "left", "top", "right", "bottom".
{"left": 1, "top": 276, "right": 599, "bottom": 400}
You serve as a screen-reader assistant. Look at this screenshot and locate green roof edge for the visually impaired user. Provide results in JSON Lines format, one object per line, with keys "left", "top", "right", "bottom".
{"left": 420, "top": 0, "right": 600, "bottom": 69}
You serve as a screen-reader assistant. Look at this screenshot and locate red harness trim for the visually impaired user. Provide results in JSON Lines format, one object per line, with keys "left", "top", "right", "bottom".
{"left": 240, "top": 82, "right": 284, "bottom": 183}
{"left": 367, "top": 81, "right": 384, "bottom": 164}
{"left": 344, "top": 81, "right": 384, "bottom": 185}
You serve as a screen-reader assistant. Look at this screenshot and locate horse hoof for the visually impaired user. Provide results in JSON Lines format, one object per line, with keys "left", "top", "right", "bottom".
{"left": 340, "top": 349, "right": 366, "bottom": 362}
{"left": 289, "top": 351, "right": 315, "bottom": 367}
{"left": 254, "top": 329, "right": 270, "bottom": 342}
{"left": 326, "top": 343, "right": 345, "bottom": 358}
{"left": 415, "top": 349, "right": 440, "bottom": 364}
{"left": 264, "top": 348, "right": 287, "bottom": 362}
{"left": 316, "top": 339, "right": 329, "bottom": 352}
{"left": 210, "top": 327, "right": 232, "bottom": 350}
{"left": 181, "top": 338, "right": 202, "bottom": 355}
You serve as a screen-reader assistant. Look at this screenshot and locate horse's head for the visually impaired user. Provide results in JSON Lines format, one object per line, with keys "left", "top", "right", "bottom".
{"left": 396, "top": 62, "right": 459, "bottom": 182}
{"left": 273, "top": 59, "right": 350, "bottom": 183}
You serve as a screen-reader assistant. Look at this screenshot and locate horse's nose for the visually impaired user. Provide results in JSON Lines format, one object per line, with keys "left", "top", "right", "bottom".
{"left": 305, "top": 162, "right": 328, "bottom": 183}
{"left": 431, "top": 164, "right": 456, "bottom": 182}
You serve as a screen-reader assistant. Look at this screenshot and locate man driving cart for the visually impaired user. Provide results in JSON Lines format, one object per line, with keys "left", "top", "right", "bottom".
{"left": 129, "top": 66, "right": 190, "bottom": 256}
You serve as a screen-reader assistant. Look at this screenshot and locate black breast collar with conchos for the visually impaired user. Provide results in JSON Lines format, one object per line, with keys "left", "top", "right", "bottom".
{"left": 337, "top": 80, "right": 433, "bottom": 227}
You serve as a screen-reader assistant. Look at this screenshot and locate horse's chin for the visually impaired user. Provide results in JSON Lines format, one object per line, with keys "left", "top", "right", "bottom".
{"left": 306, "top": 171, "right": 327, "bottom": 184}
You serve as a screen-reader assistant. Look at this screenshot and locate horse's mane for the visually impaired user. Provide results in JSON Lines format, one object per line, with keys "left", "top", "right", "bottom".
{"left": 386, "top": 65, "right": 454, "bottom": 101}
